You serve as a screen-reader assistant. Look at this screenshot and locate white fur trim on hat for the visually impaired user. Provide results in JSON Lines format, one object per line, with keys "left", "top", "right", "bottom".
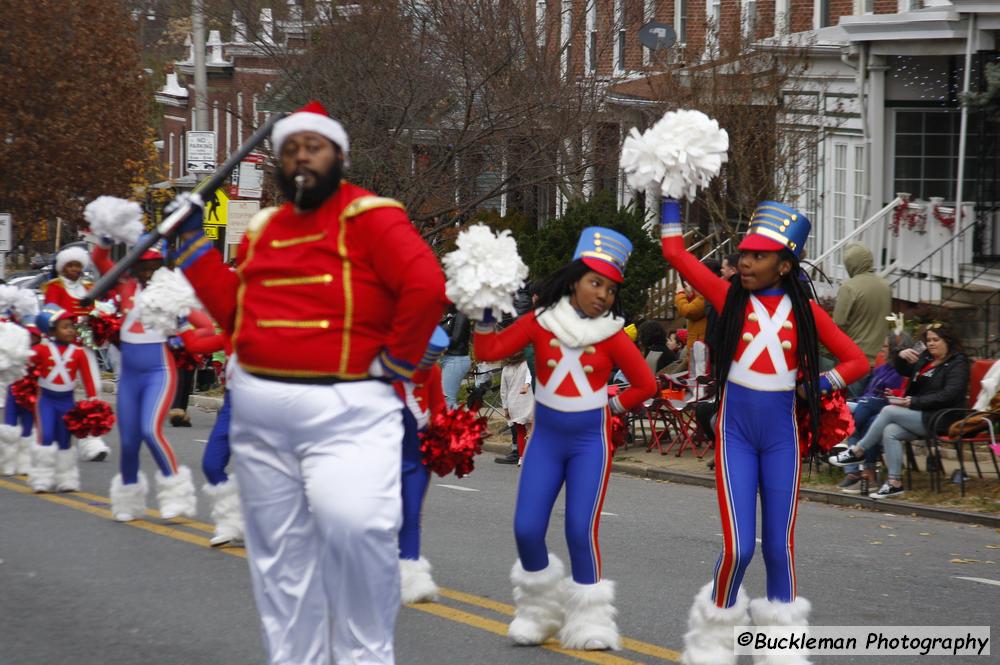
{"left": 56, "top": 246, "right": 90, "bottom": 273}
{"left": 272, "top": 110, "right": 350, "bottom": 164}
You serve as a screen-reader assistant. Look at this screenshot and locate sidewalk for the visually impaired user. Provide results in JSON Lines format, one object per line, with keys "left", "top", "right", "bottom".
{"left": 172, "top": 388, "right": 1000, "bottom": 529}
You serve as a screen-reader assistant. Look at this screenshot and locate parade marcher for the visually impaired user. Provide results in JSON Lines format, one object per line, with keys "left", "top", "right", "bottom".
{"left": 173, "top": 100, "right": 447, "bottom": 665}
{"left": 44, "top": 245, "right": 112, "bottom": 462}
{"left": 91, "top": 241, "right": 200, "bottom": 523}
{"left": 0, "top": 319, "right": 41, "bottom": 476}
{"left": 396, "top": 327, "right": 449, "bottom": 604}
{"left": 26, "top": 304, "right": 101, "bottom": 493}
{"left": 473, "top": 227, "right": 656, "bottom": 651}
{"left": 660, "top": 201, "right": 868, "bottom": 665}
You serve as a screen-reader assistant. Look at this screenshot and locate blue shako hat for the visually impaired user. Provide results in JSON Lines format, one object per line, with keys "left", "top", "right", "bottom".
{"left": 417, "top": 326, "right": 450, "bottom": 371}
{"left": 36, "top": 303, "right": 70, "bottom": 336}
{"left": 738, "top": 201, "right": 811, "bottom": 259}
{"left": 573, "top": 227, "right": 633, "bottom": 283}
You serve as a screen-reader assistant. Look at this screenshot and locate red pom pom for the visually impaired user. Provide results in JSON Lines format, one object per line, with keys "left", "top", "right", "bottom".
{"left": 797, "top": 391, "right": 855, "bottom": 456}
{"left": 11, "top": 368, "right": 39, "bottom": 411}
{"left": 171, "top": 346, "right": 204, "bottom": 371}
{"left": 610, "top": 414, "right": 627, "bottom": 452}
{"left": 63, "top": 399, "right": 116, "bottom": 438}
{"left": 419, "top": 407, "right": 487, "bottom": 478}
{"left": 87, "top": 313, "right": 122, "bottom": 347}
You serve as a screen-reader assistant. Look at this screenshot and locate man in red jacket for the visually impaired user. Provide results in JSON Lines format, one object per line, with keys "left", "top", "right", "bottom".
{"left": 175, "top": 101, "right": 447, "bottom": 665}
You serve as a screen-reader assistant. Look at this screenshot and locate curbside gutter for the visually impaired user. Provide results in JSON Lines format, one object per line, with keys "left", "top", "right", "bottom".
{"left": 481, "top": 440, "right": 1000, "bottom": 529}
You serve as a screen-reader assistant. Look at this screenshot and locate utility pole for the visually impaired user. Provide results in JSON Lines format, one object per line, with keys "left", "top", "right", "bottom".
{"left": 192, "top": 0, "right": 210, "bottom": 133}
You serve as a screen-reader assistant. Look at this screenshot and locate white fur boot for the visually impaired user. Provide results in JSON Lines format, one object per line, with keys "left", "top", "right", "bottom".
{"left": 28, "top": 444, "right": 57, "bottom": 493}
{"left": 558, "top": 579, "right": 621, "bottom": 651}
{"left": 749, "top": 597, "right": 813, "bottom": 665}
{"left": 15, "top": 435, "right": 34, "bottom": 475}
{"left": 203, "top": 478, "right": 244, "bottom": 546}
{"left": 508, "top": 554, "right": 565, "bottom": 646}
{"left": 110, "top": 473, "right": 148, "bottom": 522}
{"left": 399, "top": 556, "right": 441, "bottom": 604}
{"left": 78, "top": 436, "right": 110, "bottom": 462}
{"left": 0, "top": 424, "right": 21, "bottom": 476}
{"left": 156, "top": 466, "right": 197, "bottom": 519}
{"left": 681, "top": 582, "right": 750, "bottom": 665}
{"left": 54, "top": 448, "right": 80, "bottom": 492}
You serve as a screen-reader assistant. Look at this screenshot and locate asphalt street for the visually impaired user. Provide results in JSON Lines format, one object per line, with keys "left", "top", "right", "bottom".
{"left": 0, "top": 405, "right": 997, "bottom": 665}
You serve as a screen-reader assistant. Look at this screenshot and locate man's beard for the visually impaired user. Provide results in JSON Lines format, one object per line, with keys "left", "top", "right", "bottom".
{"left": 277, "top": 160, "right": 344, "bottom": 211}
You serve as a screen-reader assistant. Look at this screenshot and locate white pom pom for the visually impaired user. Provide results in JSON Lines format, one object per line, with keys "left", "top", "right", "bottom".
{"left": 12, "top": 289, "right": 38, "bottom": 319}
{"left": 442, "top": 225, "right": 529, "bottom": 320}
{"left": 0, "top": 322, "right": 33, "bottom": 384}
{"left": 619, "top": 109, "right": 729, "bottom": 200}
{"left": 138, "top": 268, "right": 200, "bottom": 335}
{"left": 0, "top": 286, "right": 37, "bottom": 320}
{"left": 83, "top": 196, "right": 145, "bottom": 246}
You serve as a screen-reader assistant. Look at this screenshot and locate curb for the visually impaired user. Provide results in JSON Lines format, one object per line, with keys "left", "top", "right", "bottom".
{"left": 480, "top": 440, "right": 1000, "bottom": 529}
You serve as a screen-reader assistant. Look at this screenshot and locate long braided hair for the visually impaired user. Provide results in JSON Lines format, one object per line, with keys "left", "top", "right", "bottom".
{"left": 708, "top": 249, "right": 822, "bottom": 444}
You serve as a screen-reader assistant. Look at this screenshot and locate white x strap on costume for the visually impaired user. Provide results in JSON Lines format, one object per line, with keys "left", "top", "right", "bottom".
{"left": 726, "top": 294, "right": 797, "bottom": 391}
{"left": 38, "top": 342, "right": 77, "bottom": 392}
{"left": 533, "top": 345, "right": 607, "bottom": 412}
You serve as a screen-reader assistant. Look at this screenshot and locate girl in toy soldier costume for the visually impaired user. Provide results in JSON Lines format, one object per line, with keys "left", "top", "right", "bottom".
{"left": 660, "top": 200, "right": 867, "bottom": 665}
{"left": 474, "top": 227, "right": 656, "bottom": 651}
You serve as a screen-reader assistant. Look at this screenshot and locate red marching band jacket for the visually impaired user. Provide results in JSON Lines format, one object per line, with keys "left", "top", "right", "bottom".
{"left": 475, "top": 312, "right": 656, "bottom": 414}
{"left": 42, "top": 278, "right": 93, "bottom": 319}
{"left": 660, "top": 234, "right": 868, "bottom": 391}
{"left": 32, "top": 340, "right": 99, "bottom": 399}
{"left": 177, "top": 182, "right": 447, "bottom": 381}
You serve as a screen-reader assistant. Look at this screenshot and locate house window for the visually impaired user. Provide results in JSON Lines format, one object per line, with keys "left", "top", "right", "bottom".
{"left": 775, "top": 0, "right": 789, "bottom": 35}
{"left": 536, "top": 0, "right": 546, "bottom": 47}
{"left": 814, "top": 0, "right": 830, "bottom": 29}
{"left": 586, "top": 1, "right": 596, "bottom": 72}
{"left": 742, "top": 0, "right": 757, "bottom": 41}
{"left": 833, "top": 144, "right": 848, "bottom": 254}
{"left": 893, "top": 110, "right": 967, "bottom": 201}
{"left": 853, "top": 145, "right": 866, "bottom": 223}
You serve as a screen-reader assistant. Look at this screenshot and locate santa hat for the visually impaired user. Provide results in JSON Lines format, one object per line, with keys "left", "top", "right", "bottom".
{"left": 56, "top": 246, "right": 90, "bottom": 273}
{"left": 271, "top": 101, "right": 350, "bottom": 165}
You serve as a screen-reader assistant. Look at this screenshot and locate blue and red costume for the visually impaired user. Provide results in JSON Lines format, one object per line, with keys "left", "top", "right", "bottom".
{"left": 395, "top": 363, "right": 445, "bottom": 561}
{"left": 473, "top": 226, "right": 656, "bottom": 651}
{"left": 662, "top": 200, "right": 867, "bottom": 665}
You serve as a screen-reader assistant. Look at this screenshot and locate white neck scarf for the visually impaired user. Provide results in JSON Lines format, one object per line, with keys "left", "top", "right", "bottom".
{"left": 535, "top": 296, "right": 624, "bottom": 348}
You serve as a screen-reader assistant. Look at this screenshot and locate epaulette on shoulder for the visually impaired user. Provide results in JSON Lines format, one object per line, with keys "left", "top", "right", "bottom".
{"left": 42, "top": 278, "right": 60, "bottom": 289}
{"left": 247, "top": 206, "right": 279, "bottom": 237}
{"left": 342, "top": 196, "right": 406, "bottom": 220}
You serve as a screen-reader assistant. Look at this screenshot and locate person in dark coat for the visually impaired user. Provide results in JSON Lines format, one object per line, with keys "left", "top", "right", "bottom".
{"left": 829, "top": 323, "right": 970, "bottom": 499}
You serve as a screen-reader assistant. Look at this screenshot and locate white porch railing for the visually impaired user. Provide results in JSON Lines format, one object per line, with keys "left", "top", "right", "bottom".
{"left": 811, "top": 195, "right": 976, "bottom": 302}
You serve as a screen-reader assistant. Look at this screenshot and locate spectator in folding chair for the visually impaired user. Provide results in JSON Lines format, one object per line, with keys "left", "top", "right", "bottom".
{"left": 637, "top": 320, "right": 675, "bottom": 375}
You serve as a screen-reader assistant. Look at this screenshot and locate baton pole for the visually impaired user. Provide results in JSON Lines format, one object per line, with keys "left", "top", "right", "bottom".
{"left": 85, "top": 112, "right": 287, "bottom": 302}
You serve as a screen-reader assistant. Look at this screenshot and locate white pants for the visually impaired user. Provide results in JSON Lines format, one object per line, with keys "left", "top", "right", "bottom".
{"left": 230, "top": 366, "right": 403, "bottom": 665}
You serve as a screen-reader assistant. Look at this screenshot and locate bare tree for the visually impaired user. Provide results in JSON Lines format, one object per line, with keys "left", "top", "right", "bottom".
{"left": 204, "top": 0, "right": 645, "bottom": 235}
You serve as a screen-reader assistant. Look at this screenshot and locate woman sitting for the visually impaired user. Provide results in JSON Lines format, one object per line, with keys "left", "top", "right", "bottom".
{"left": 830, "top": 323, "right": 970, "bottom": 498}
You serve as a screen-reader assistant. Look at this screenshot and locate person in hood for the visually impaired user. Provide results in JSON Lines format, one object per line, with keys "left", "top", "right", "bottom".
{"left": 832, "top": 243, "right": 892, "bottom": 393}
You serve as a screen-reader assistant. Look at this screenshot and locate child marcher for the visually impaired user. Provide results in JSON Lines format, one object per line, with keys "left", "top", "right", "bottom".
{"left": 500, "top": 350, "right": 533, "bottom": 466}
{"left": 0, "top": 319, "right": 41, "bottom": 476}
{"left": 27, "top": 304, "right": 102, "bottom": 493}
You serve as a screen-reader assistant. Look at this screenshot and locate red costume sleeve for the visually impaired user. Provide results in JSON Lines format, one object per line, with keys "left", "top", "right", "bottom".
{"left": 811, "top": 302, "right": 869, "bottom": 388}
{"left": 72, "top": 347, "right": 99, "bottom": 399}
{"left": 661, "top": 235, "right": 729, "bottom": 312}
{"left": 473, "top": 314, "right": 536, "bottom": 362}
{"left": 179, "top": 244, "right": 242, "bottom": 336}
{"left": 178, "top": 309, "right": 225, "bottom": 354}
{"left": 607, "top": 332, "right": 657, "bottom": 411}
{"left": 360, "top": 207, "right": 448, "bottom": 372}
{"left": 426, "top": 364, "right": 445, "bottom": 418}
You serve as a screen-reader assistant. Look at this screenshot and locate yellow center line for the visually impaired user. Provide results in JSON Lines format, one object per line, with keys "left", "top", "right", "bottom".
{"left": 438, "top": 589, "right": 681, "bottom": 663}
{"left": 0, "top": 478, "right": 680, "bottom": 663}
{"left": 411, "top": 603, "right": 650, "bottom": 665}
